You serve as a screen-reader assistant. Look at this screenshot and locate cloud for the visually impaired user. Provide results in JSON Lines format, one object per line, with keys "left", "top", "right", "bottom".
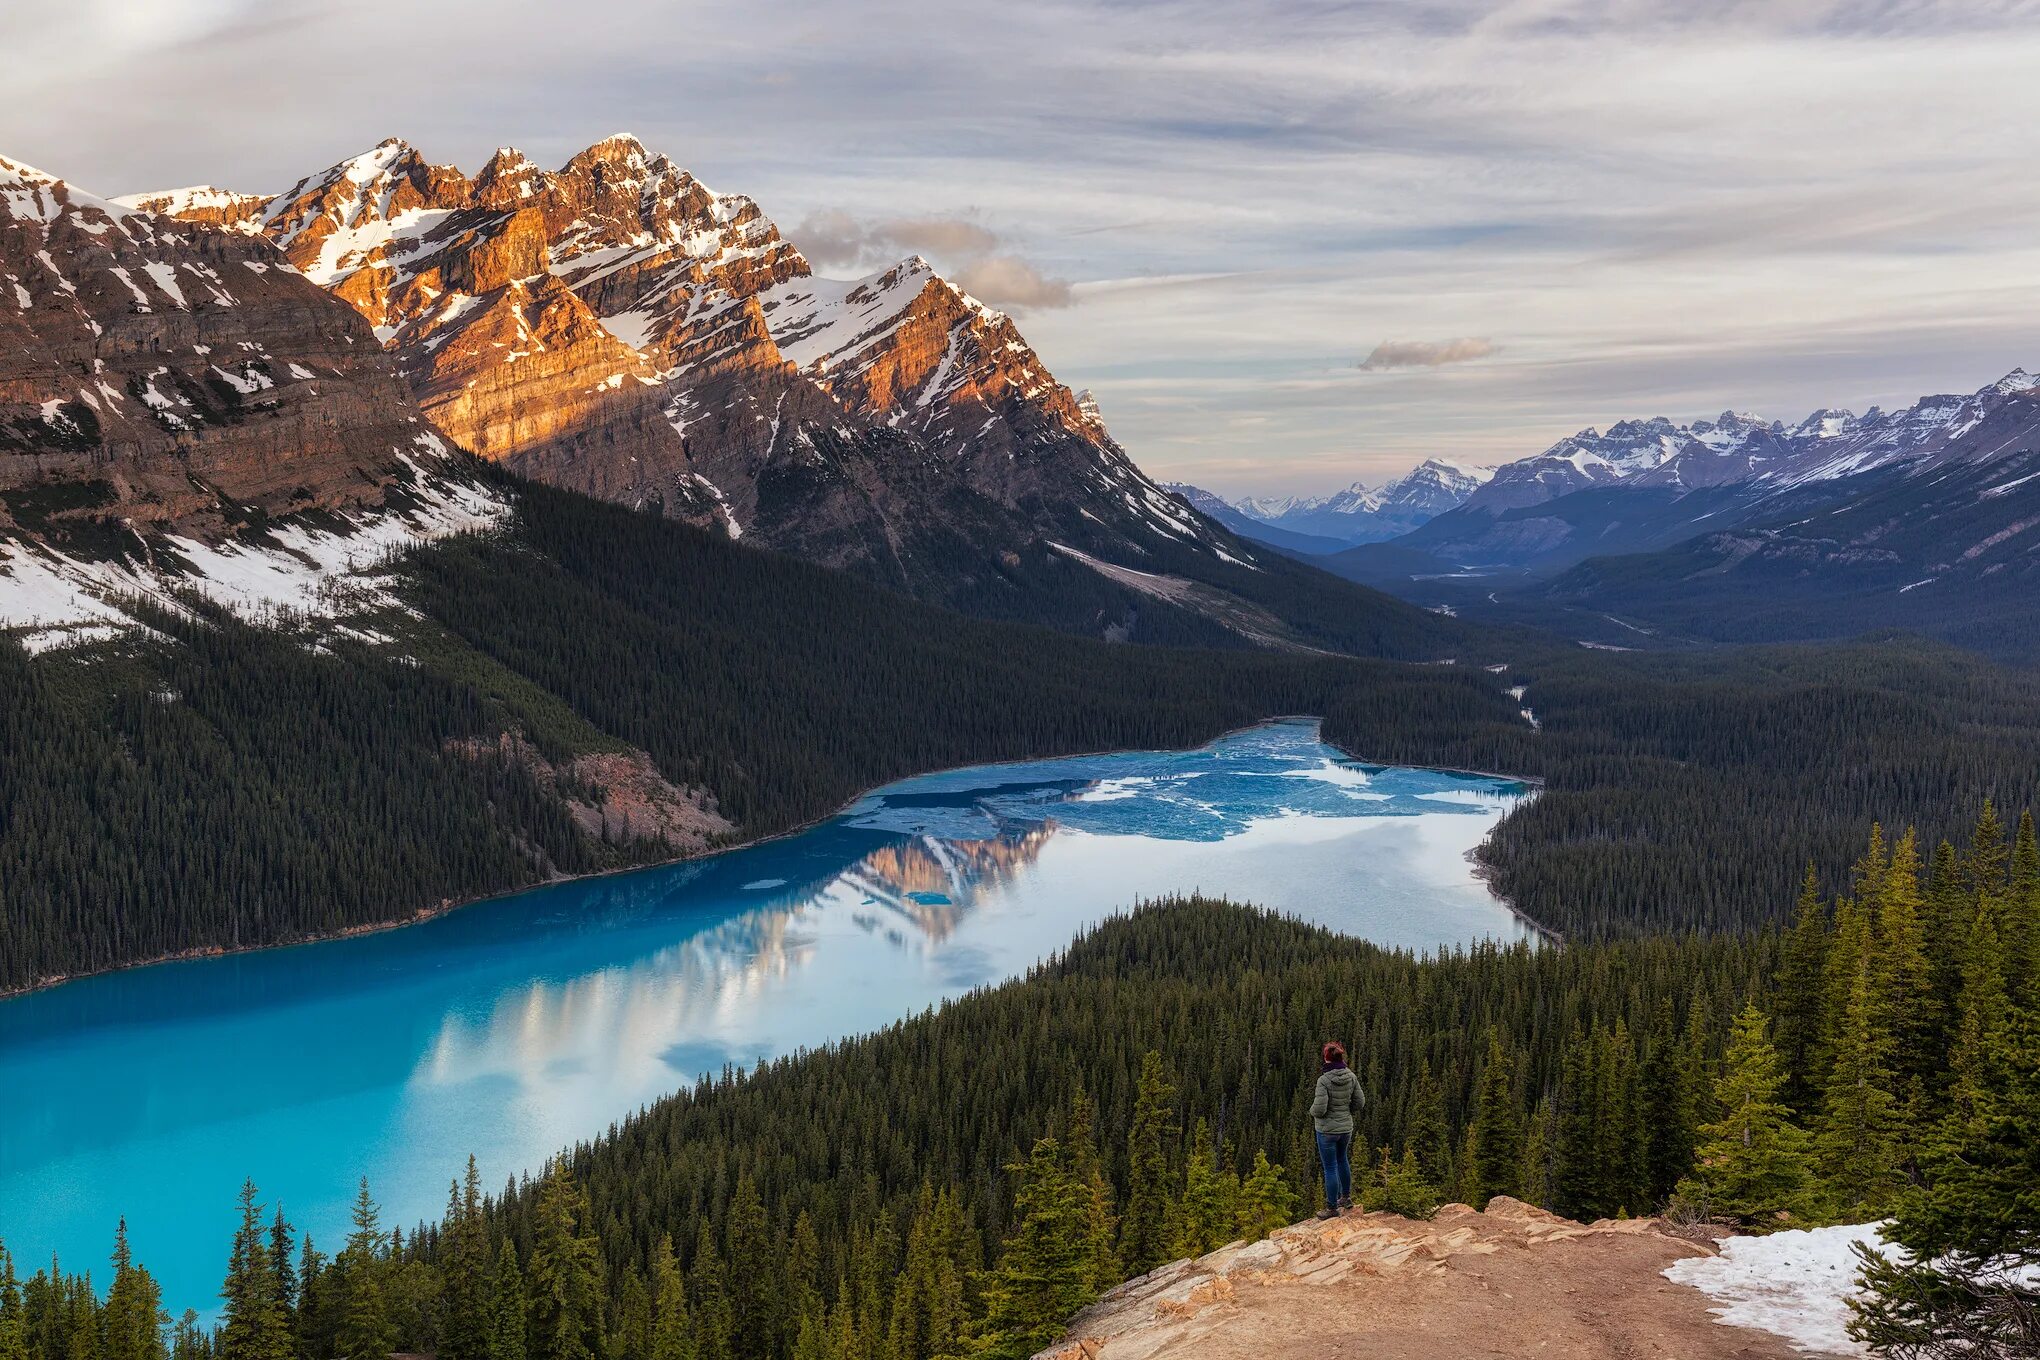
{"left": 793, "top": 209, "right": 1070, "bottom": 308}
{"left": 954, "top": 255, "right": 1075, "bottom": 309}
{"left": 1358, "top": 337, "right": 1499, "bottom": 371}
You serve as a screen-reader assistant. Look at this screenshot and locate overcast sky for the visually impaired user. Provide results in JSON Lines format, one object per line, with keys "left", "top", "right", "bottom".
{"left": 9, "top": 0, "right": 2040, "bottom": 496}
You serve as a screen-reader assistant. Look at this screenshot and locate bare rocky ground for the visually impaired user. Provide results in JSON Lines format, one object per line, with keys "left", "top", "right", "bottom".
{"left": 1043, "top": 1197, "right": 1827, "bottom": 1360}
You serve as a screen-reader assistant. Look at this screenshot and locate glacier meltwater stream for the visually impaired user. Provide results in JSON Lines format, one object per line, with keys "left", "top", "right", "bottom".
{"left": 0, "top": 720, "right": 1528, "bottom": 1314}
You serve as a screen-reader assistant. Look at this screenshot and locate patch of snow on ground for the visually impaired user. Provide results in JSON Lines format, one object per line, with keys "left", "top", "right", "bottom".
{"left": 1664, "top": 1223, "right": 1890, "bottom": 1357}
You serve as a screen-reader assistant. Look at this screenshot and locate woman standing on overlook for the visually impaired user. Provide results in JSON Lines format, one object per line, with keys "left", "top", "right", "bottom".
{"left": 1311, "top": 1040, "right": 1364, "bottom": 1219}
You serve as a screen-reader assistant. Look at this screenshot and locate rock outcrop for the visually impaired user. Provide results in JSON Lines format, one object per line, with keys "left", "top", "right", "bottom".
{"left": 1, "top": 153, "right": 448, "bottom": 536}
{"left": 1, "top": 151, "right": 507, "bottom": 651}
{"left": 1044, "top": 1199, "right": 1824, "bottom": 1360}
{"left": 126, "top": 136, "right": 1237, "bottom": 601}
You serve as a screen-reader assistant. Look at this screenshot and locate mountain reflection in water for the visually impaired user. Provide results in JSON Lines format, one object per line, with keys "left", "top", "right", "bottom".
{"left": 0, "top": 719, "right": 1527, "bottom": 1320}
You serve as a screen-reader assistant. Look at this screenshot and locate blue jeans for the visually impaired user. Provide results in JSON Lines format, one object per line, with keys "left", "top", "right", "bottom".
{"left": 1317, "top": 1131, "right": 1353, "bottom": 1207}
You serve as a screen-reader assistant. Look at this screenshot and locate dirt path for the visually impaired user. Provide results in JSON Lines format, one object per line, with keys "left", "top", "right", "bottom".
{"left": 1046, "top": 1199, "right": 1829, "bottom": 1360}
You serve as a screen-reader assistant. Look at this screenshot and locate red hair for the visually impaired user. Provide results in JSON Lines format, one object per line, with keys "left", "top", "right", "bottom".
{"left": 1321, "top": 1041, "right": 1346, "bottom": 1065}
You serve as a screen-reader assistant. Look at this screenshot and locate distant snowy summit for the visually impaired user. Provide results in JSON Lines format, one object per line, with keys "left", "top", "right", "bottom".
{"left": 1217, "top": 369, "right": 2040, "bottom": 547}
{"left": 1221, "top": 459, "right": 1496, "bottom": 545}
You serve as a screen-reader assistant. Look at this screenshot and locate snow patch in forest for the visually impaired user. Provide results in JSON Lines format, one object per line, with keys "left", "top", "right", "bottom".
{"left": 1664, "top": 1223, "right": 1889, "bottom": 1356}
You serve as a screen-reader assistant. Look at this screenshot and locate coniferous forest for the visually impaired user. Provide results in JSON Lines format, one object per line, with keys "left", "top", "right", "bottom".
{"left": 4, "top": 813, "right": 2035, "bottom": 1359}
{"left": 12, "top": 473, "right": 2040, "bottom": 992}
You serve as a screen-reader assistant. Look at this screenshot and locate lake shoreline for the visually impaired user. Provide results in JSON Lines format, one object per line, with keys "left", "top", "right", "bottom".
{"left": 6, "top": 715, "right": 1547, "bottom": 1001}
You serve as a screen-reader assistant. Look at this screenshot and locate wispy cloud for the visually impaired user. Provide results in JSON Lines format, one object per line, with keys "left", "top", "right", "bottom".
{"left": 1358, "top": 338, "right": 1498, "bottom": 371}
{"left": 792, "top": 209, "right": 1073, "bottom": 309}
{"left": 7, "top": 0, "right": 2040, "bottom": 494}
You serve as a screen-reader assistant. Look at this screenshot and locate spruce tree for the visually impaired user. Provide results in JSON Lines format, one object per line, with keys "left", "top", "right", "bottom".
{"left": 1873, "top": 829, "right": 1938, "bottom": 1098}
{"left": 647, "top": 1237, "right": 694, "bottom": 1360}
{"left": 487, "top": 1241, "right": 526, "bottom": 1360}
{"left": 1470, "top": 1032, "right": 1522, "bottom": 1206}
{"left": 970, "top": 1138, "right": 1093, "bottom": 1360}
{"left": 1673, "top": 1005, "right": 1816, "bottom": 1228}
{"left": 1404, "top": 1060, "right": 1451, "bottom": 1189}
{"left": 0, "top": 1244, "right": 25, "bottom": 1360}
{"left": 1170, "top": 1120, "right": 1235, "bottom": 1259}
{"left": 1815, "top": 961, "right": 1903, "bottom": 1219}
{"left": 724, "top": 1176, "right": 776, "bottom": 1360}
{"left": 1117, "top": 1052, "right": 1178, "bottom": 1276}
{"left": 1772, "top": 863, "right": 1830, "bottom": 1111}
{"left": 1639, "top": 998, "right": 1694, "bottom": 1207}
{"left": 334, "top": 1180, "right": 393, "bottom": 1360}
{"left": 102, "top": 1221, "right": 166, "bottom": 1360}
{"left": 1851, "top": 1005, "right": 2040, "bottom": 1355}
{"left": 526, "top": 1165, "right": 603, "bottom": 1360}
{"left": 440, "top": 1161, "right": 490, "bottom": 1360}
{"left": 220, "top": 1183, "right": 292, "bottom": 1360}
{"left": 688, "top": 1221, "right": 733, "bottom": 1360}
{"left": 1234, "top": 1152, "right": 1297, "bottom": 1242}
{"left": 1064, "top": 1094, "right": 1119, "bottom": 1295}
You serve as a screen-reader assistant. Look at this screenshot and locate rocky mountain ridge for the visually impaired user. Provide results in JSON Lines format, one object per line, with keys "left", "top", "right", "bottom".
{"left": 1, "top": 152, "right": 504, "bottom": 651}
{"left": 123, "top": 135, "right": 1231, "bottom": 604}
{"left": 1229, "top": 458, "right": 1494, "bottom": 545}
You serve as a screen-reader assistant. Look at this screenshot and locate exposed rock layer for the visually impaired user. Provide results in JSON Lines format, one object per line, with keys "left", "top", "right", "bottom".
{"left": 1045, "top": 1198, "right": 1815, "bottom": 1360}
{"left": 126, "top": 136, "right": 1233, "bottom": 600}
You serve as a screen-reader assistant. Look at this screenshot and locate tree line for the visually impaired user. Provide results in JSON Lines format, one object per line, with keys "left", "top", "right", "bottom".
{"left": 7, "top": 813, "right": 2030, "bottom": 1358}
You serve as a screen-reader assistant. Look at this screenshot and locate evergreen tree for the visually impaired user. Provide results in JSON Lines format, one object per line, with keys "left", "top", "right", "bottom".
{"left": 525, "top": 1165, "right": 603, "bottom": 1360}
{"left": 1117, "top": 1052, "right": 1178, "bottom": 1276}
{"left": 1638, "top": 999, "right": 1694, "bottom": 1207}
{"left": 1814, "top": 961, "right": 1904, "bottom": 1218}
{"left": 1403, "top": 1061, "right": 1451, "bottom": 1189}
{"left": 1873, "top": 829, "right": 1938, "bottom": 1099}
{"left": 101, "top": 1222, "right": 166, "bottom": 1360}
{"left": 1065, "top": 1094, "right": 1120, "bottom": 1296}
{"left": 724, "top": 1176, "right": 776, "bottom": 1360}
{"left": 1772, "top": 863, "right": 1829, "bottom": 1112}
{"left": 647, "top": 1237, "right": 694, "bottom": 1360}
{"left": 687, "top": 1222, "right": 733, "bottom": 1360}
{"left": 440, "top": 1160, "right": 490, "bottom": 1360}
{"left": 1673, "top": 1006, "right": 1816, "bottom": 1227}
{"left": 220, "top": 1184, "right": 292, "bottom": 1360}
{"left": 486, "top": 1242, "right": 525, "bottom": 1360}
{"left": 1234, "top": 1152, "right": 1297, "bottom": 1242}
{"left": 969, "top": 1139, "right": 1092, "bottom": 1360}
{"left": 1517, "top": 1097, "right": 1556, "bottom": 1212}
{"left": 1852, "top": 1005, "right": 2040, "bottom": 1355}
{"left": 334, "top": 1181, "right": 393, "bottom": 1360}
{"left": 1170, "top": 1121, "right": 1236, "bottom": 1259}
{"left": 1470, "top": 1032, "right": 1522, "bottom": 1206}
{"left": 0, "top": 1244, "right": 25, "bottom": 1360}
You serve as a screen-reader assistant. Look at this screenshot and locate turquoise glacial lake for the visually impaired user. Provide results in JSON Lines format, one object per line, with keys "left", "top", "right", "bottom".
{"left": 0, "top": 719, "right": 1527, "bottom": 1313}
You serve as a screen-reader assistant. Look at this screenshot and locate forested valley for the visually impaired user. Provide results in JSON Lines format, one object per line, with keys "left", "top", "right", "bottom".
{"left": 7, "top": 810, "right": 2034, "bottom": 1359}
{"left": 14, "top": 468, "right": 2040, "bottom": 991}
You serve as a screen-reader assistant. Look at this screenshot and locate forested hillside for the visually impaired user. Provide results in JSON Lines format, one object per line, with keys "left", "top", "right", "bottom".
{"left": 0, "top": 470, "right": 1480, "bottom": 995}
{"left": 1324, "top": 640, "right": 2040, "bottom": 939}
{"left": 14, "top": 463, "right": 2040, "bottom": 988}
{"left": 11, "top": 833, "right": 2034, "bottom": 1358}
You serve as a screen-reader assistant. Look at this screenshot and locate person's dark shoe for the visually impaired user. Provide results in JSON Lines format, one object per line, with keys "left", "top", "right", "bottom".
{"left": 1316, "top": 1205, "right": 1338, "bottom": 1220}
{"left": 1337, "top": 1195, "right": 1354, "bottom": 1213}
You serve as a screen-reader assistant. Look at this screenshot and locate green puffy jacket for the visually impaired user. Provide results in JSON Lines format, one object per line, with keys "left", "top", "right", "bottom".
{"left": 1311, "top": 1066, "right": 1364, "bottom": 1135}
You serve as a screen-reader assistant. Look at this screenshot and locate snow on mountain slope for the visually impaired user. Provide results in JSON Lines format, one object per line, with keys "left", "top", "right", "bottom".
{"left": 2, "top": 151, "right": 508, "bottom": 654}
{"left": 1233, "top": 459, "right": 1494, "bottom": 544}
{"left": 128, "top": 135, "right": 1231, "bottom": 599}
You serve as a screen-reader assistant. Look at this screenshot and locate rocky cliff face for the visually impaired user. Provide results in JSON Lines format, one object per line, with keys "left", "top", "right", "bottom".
{"left": 2, "top": 153, "right": 446, "bottom": 532}
{"left": 129, "top": 136, "right": 1228, "bottom": 599}
{"left": 1045, "top": 1199, "right": 1824, "bottom": 1360}
{"left": 1, "top": 152, "right": 505, "bottom": 651}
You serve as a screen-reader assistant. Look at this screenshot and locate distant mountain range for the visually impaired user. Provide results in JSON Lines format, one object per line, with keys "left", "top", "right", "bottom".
{"left": 1197, "top": 459, "right": 1494, "bottom": 548}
